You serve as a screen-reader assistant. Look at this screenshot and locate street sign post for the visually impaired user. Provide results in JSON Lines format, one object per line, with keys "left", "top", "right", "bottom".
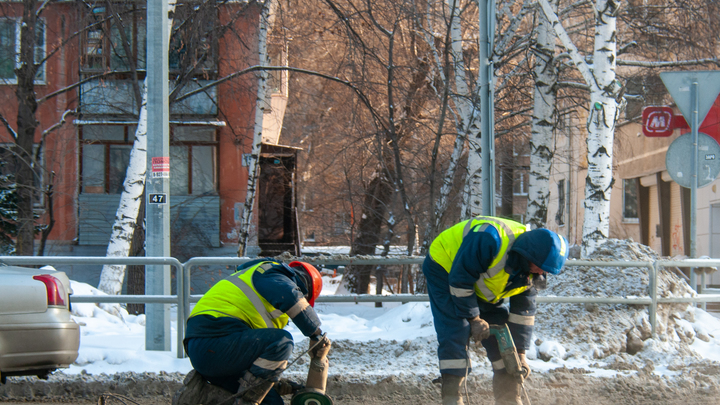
{"left": 660, "top": 71, "right": 720, "bottom": 293}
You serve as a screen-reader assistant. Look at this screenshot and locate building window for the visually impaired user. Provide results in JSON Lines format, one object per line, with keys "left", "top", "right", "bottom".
{"left": 555, "top": 179, "right": 565, "bottom": 226}
{"left": 80, "top": 125, "right": 217, "bottom": 195}
{"left": 623, "top": 178, "right": 639, "bottom": 222}
{"left": 82, "top": 5, "right": 146, "bottom": 72}
{"left": 513, "top": 169, "right": 529, "bottom": 196}
{"left": 169, "top": 3, "right": 218, "bottom": 76}
{"left": 0, "top": 18, "right": 45, "bottom": 83}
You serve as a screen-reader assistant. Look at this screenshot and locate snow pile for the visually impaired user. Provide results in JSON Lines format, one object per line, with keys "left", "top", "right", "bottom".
{"left": 532, "top": 238, "right": 715, "bottom": 372}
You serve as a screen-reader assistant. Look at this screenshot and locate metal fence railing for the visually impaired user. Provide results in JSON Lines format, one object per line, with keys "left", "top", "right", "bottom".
{"left": 0, "top": 256, "right": 185, "bottom": 357}
{"left": 2, "top": 256, "right": 718, "bottom": 359}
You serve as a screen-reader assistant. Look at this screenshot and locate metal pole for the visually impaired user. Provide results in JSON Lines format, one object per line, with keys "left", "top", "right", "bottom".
{"left": 690, "top": 80, "right": 698, "bottom": 295}
{"left": 700, "top": 270, "right": 707, "bottom": 310}
{"left": 146, "top": 0, "right": 171, "bottom": 351}
{"left": 650, "top": 262, "right": 658, "bottom": 337}
{"left": 479, "top": 0, "right": 496, "bottom": 216}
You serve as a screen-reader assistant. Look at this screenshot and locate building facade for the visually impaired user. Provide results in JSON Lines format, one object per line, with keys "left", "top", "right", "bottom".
{"left": 0, "top": 1, "right": 291, "bottom": 286}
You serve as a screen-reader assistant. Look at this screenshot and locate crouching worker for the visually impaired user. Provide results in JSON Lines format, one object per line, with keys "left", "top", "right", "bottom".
{"left": 422, "top": 216, "right": 568, "bottom": 405}
{"left": 173, "top": 259, "right": 329, "bottom": 405}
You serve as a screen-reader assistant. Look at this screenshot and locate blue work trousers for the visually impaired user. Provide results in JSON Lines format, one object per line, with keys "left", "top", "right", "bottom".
{"left": 422, "top": 256, "right": 536, "bottom": 377}
{"left": 186, "top": 328, "right": 294, "bottom": 405}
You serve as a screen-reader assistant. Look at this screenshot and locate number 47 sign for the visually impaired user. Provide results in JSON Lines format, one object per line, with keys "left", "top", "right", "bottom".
{"left": 149, "top": 193, "right": 167, "bottom": 204}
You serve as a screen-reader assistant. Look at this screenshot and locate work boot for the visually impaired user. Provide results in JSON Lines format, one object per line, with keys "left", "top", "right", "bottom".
{"left": 235, "top": 371, "right": 275, "bottom": 405}
{"left": 440, "top": 373, "right": 466, "bottom": 405}
{"left": 492, "top": 370, "right": 522, "bottom": 405}
{"left": 172, "top": 369, "right": 234, "bottom": 405}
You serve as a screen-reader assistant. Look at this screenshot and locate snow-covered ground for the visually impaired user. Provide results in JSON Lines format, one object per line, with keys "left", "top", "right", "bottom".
{"left": 2, "top": 239, "right": 719, "bottom": 404}
{"left": 63, "top": 239, "right": 720, "bottom": 383}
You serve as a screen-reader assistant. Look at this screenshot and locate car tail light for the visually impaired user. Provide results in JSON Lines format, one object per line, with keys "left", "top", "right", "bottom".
{"left": 33, "top": 274, "right": 67, "bottom": 307}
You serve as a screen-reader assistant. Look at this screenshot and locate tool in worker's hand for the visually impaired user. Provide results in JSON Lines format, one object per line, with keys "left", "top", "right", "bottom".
{"left": 291, "top": 334, "right": 333, "bottom": 405}
{"left": 219, "top": 334, "right": 333, "bottom": 405}
{"left": 488, "top": 324, "right": 531, "bottom": 405}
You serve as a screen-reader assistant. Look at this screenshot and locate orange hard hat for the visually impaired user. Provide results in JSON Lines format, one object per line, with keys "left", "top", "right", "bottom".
{"left": 289, "top": 261, "right": 323, "bottom": 307}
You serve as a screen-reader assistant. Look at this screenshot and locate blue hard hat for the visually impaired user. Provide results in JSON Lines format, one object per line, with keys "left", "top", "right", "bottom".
{"left": 510, "top": 229, "right": 568, "bottom": 275}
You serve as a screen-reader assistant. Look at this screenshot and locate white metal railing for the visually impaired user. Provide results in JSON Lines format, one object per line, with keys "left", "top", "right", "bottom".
{"left": 1, "top": 256, "right": 718, "bottom": 359}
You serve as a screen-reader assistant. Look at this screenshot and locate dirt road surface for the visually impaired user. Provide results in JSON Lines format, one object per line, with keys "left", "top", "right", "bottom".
{"left": 2, "top": 366, "right": 719, "bottom": 405}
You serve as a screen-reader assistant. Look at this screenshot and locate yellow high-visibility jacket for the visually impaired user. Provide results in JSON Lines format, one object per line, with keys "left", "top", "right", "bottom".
{"left": 429, "top": 216, "right": 530, "bottom": 303}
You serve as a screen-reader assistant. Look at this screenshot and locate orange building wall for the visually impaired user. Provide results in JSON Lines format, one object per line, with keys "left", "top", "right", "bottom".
{"left": 217, "top": 3, "right": 261, "bottom": 245}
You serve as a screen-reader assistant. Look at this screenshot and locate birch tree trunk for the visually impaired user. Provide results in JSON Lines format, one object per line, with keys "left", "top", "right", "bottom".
{"left": 526, "top": 0, "right": 558, "bottom": 229}
{"left": 538, "top": 0, "right": 621, "bottom": 256}
{"left": 582, "top": 0, "right": 621, "bottom": 255}
{"left": 97, "top": 93, "right": 148, "bottom": 295}
{"left": 237, "top": 3, "right": 270, "bottom": 257}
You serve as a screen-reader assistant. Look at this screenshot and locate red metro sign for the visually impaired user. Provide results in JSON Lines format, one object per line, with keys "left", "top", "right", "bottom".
{"left": 642, "top": 106, "right": 674, "bottom": 137}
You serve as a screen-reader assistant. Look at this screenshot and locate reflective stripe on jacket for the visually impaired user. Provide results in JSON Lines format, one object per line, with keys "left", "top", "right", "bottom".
{"left": 189, "top": 261, "right": 290, "bottom": 329}
{"left": 429, "top": 216, "right": 530, "bottom": 303}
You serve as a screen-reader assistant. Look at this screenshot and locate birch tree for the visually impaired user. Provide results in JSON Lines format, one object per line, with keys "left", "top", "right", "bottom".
{"left": 526, "top": 0, "right": 558, "bottom": 229}
{"left": 538, "top": 0, "right": 623, "bottom": 256}
{"left": 419, "top": 0, "right": 536, "bottom": 245}
{"left": 237, "top": 2, "right": 270, "bottom": 257}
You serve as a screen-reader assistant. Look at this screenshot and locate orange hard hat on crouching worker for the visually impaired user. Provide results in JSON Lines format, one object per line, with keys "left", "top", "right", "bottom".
{"left": 288, "top": 261, "right": 323, "bottom": 307}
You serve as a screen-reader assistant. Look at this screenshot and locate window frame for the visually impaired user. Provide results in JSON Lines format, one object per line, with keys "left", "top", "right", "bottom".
{"left": 622, "top": 178, "right": 640, "bottom": 223}
{"left": 79, "top": 124, "right": 218, "bottom": 196}
{"left": 513, "top": 169, "right": 529, "bottom": 196}
{"left": 0, "top": 17, "right": 46, "bottom": 85}
{"left": 81, "top": 5, "right": 146, "bottom": 73}
{"left": 168, "top": 2, "right": 219, "bottom": 77}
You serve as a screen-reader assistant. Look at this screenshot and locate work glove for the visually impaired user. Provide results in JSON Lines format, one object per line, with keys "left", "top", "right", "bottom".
{"left": 518, "top": 352, "right": 531, "bottom": 379}
{"left": 274, "top": 379, "right": 304, "bottom": 396}
{"left": 469, "top": 316, "right": 490, "bottom": 343}
{"left": 532, "top": 274, "right": 547, "bottom": 290}
{"left": 309, "top": 333, "right": 332, "bottom": 358}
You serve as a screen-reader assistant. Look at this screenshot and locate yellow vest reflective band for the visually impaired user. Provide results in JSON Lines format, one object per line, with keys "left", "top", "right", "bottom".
{"left": 429, "top": 216, "right": 530, "bottom": 304}
{"left": 189, "top": 261, "right": 290, "bottom": 329}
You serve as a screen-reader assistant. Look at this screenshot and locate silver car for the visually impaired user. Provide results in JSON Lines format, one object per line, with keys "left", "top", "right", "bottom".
{"left": 0, "top": 264, "right": 80, "bottom": 383}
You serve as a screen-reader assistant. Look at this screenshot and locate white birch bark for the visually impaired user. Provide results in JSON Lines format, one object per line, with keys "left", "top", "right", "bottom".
{"left": 237, "top": 3, "right": 270, "bottom": 257}
{"left": 538, "top": 0, "right": 622, "bottom": 256}
{"left": 97, "top": 1, "right": 175, "bottom": 295}
{"left": 526, "top": 0, "right": 558, "bottom": 229}
{"left": 446, "top": 0, "right": 483, "bottom": 221}
{"left": 97, "top": 90, "right": 149, "bottom": 295}
{"left": 582, "top": 0, "right": 620, "bottom": 256}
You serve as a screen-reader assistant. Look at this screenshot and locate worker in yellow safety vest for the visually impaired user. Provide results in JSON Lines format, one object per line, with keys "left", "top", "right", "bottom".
{"left": 422, "top": 216, "right": 568, "bottom": 405}
{"left": 173, "top": 259, "right": 329, "bottom": 405}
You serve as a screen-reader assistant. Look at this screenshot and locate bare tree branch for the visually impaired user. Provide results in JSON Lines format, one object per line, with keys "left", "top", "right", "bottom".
{"left": 41, "top": 109, "right": 76, "bottom": 138}
{"left": 617, "top": 57, "right": 720, "bottom": 68}
{"left": 0, "top": 113, "right": 17, "bottom": 140}
{"left": 174, "top": 65, "right": 389, "bottom": 132}
{"left": 35, "top": 0, "right": 52, "bottom": 17}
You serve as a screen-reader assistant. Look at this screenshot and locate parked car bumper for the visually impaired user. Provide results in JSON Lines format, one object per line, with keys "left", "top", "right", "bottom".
{"left": 0, "top": 315, "right": 80, "bottom": 373}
